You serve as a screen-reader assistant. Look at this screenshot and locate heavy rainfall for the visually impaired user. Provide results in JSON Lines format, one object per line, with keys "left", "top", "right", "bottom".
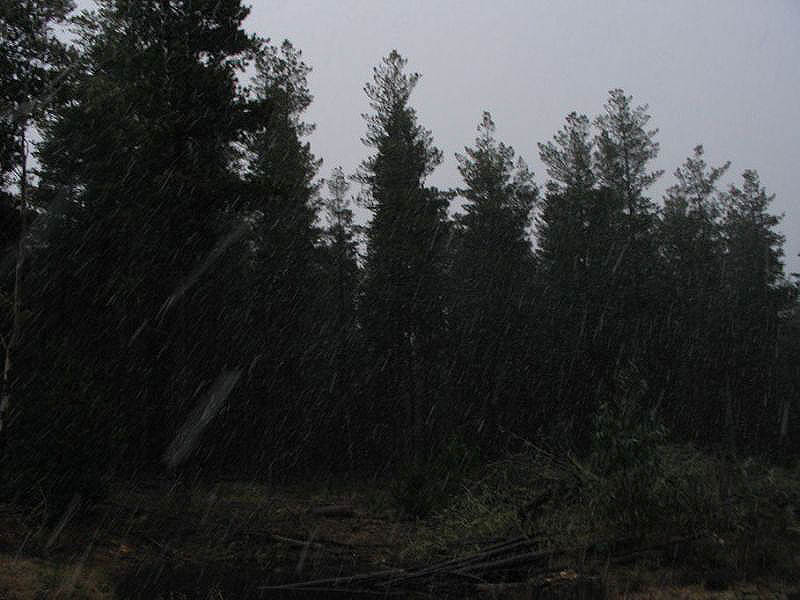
{"left": 0, "top": 1, "right": 799, "bottom": 598}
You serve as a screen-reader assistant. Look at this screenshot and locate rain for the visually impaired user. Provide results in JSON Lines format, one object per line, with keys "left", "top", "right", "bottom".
{"left": 0, "top": 1, "right": 799, "bottom": 599}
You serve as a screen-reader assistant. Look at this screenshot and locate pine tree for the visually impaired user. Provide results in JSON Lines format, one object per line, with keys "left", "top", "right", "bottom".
{"left": 594, "top": 89, "right": 663, "bottom": 225}
{"left": 536, "top": 104, "right": 647, "bottom": 445}
{"left": 357, "top": 50, "right": 449, "bottom": 464}
{"left": 719, "top": 170, "right": 786, "bottom": 449}
{"left": 316, "top": 167, "right": 360, "bottom": 468}
{"left": 722, "top": 170, "right": 784, "bottom": 298}
{"left": 657, "top": 146, "right": 731, "bottom": 439}
{"left": 451, "top": 111, "right": 536, "bottom": 442}
{"left": 591, "top": 89, "right": 663, "bottom": 365}
{"left": 0, "top": 0, "right": 73, "bottom": 467}
{"left": 535, "top": 183, "right": 627, "bottom": 443}
{"left": 0, "top": 0, "right": 73, "bottom": 187}
{"left": 536, "top": 110, "right": 601, "bottom": 283}
{"left": 661, "top": 145, "right": 729, "bottom": 286}
{"left": 24, "top": 0, "right": 262, "bottom": 491}
{"left": 235, "top": 39, "right": 326, "bottom": 471}
{"left": 537, "top": 111, "right": 595, "bottom": 196}
{"left": 322, "top": 166, "right": 359, "bottom": 330}
{"left": 593, "top": 89, "right": 662, "bottom": 309}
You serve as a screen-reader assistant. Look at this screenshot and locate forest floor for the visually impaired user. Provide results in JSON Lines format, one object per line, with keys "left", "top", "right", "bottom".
{"left": 0, "top": 454, "right": 799, "bottom": 598}
{"left": 0, "top": 480, "right": 797, "bottom": 599}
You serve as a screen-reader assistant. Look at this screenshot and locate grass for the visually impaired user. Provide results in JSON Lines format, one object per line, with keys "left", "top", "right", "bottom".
{"left": 0, "top": 556, "right": 114, "bottom": 600}
{"left": 401, "top": 483, "right": 522, "bottom": 561}
{"left": 1, "top": 444, "right": 799, "bottom": 598}
{"left": 399, "top": 441, "right": 800, "bottom": 586}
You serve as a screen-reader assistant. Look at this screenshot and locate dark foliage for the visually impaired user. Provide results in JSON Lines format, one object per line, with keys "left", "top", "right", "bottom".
{"left": 0, "top": 3, "right": 796, "bottom": 511}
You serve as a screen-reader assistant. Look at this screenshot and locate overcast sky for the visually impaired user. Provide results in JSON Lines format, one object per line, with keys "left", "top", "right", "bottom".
{"left": 76, "top": 0, "right": 800, "bottom": 275}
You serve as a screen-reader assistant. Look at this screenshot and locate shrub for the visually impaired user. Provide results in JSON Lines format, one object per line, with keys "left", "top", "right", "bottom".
{"left": 393, "top": 434, "right": 481, "bottom": 518}
{"left": 589, "top": 363, "right": 668, "bottom": 534}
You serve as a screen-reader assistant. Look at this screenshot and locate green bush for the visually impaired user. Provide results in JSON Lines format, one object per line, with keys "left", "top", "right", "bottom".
{"left": 393, "top": 434, "right": 481, "bottom": 518}
{"left": 589, "top": 364, "right": 668, "bottom": 534}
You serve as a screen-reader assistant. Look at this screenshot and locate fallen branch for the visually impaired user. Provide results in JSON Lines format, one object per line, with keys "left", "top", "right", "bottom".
{"left": 455, "top": 546, "right": 569, "bottom": 575}
{"left": 244, "top": 530, "right": 391, "bottom": 550}
{"left": 381, "top": 536, "right": 544, "bottom": 586}
{"left": 270, "top": 534, "right": 323, "bottom": 549}
{"left": 263, "top": 532, "right": 712, "bottom": 595}
{"left": 259, "top": 568, "right": 405, "bottom": 591}
{"left": 261, "top": 586, "right": 403, "bottom": 596}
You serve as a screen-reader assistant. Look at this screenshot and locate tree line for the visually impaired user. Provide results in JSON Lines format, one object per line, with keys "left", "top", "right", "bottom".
{"left": 1, "top": 1, "right": 797, "bottom": 501}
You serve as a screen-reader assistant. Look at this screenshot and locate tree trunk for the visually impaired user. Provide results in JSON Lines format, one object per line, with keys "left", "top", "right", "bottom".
{"left": 0, "top": 126, "right": 28, "bottom": 463}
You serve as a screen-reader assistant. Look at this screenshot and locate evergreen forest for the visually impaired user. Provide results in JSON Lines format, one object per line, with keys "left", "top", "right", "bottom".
{"left": 1, "top": 2, "right": 799, "bottom": 598}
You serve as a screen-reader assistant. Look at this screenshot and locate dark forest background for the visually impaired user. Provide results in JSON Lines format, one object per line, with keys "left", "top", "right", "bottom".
{"left": 1, "top": 0, "right": 798, "bottom": 507}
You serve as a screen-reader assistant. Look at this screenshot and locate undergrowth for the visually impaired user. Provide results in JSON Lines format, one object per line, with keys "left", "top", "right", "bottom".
{"left": 403, "top": 390, "right": 800, "bottom": 579}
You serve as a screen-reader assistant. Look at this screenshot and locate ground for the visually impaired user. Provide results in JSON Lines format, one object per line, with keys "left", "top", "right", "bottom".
{"left": 0, "top": 476, "right": 797, "bottom": 599}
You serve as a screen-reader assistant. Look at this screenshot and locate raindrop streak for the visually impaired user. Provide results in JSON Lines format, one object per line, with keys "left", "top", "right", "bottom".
{"left": 163, "top": 369, "right": 242, "bottom": 470}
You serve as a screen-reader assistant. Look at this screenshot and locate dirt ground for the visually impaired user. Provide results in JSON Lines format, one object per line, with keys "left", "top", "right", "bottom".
{"left": 0, "top": 479, "right": 421, "bottom": 598}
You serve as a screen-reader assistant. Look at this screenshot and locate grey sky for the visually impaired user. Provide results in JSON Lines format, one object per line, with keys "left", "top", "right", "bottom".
{"left": 75, "top": 0, "right": 800, "bottom": 275}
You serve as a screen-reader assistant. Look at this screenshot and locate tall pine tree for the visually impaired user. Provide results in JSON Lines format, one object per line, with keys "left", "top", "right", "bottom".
{"left": 450, "top": 111, "right": 537, "bottom": 444}
{"left": 719, "top": 170, "right": 786, "bottom": 450}
{"left": 233, "top": 39, "right": 325, "bottom": 474}
{"left": 24, "top": 0, "right": 262, "bottom": 494}
{"left": 0, "top": 0, "right": 74, "bottom": 463}
{"left": 357, "top": 50, "right": 449, "bottom": 464}
{"left": 657, "top": 145, "right": 730, "bottom": 440}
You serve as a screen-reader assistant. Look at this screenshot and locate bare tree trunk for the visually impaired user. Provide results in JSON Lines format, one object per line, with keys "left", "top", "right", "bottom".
{"left": 0, "top": 127, "right": 28, "bottom": 458}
